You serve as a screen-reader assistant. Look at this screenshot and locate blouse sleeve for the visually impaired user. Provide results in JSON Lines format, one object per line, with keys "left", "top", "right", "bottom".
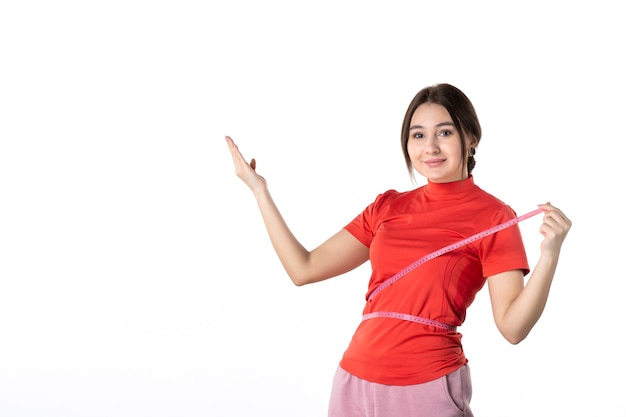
{"left": 343, "top": 190, "right": 396, "bottom": 248}
{"left": 479, "top": 205, "right": 531, "bottom": 277}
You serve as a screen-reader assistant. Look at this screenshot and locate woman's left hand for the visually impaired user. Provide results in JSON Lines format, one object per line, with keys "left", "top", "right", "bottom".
{"left": 537, "top": 202, "right": 572, "bottom": 253}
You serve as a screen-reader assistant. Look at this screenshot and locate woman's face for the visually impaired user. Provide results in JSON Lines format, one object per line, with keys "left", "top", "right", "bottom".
{"left": 407, "top": 103, "right": 474, "bottom": 183}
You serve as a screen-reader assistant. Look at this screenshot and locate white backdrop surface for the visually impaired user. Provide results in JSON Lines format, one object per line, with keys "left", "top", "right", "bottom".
{"left": 1, "top": 1, "right": 624, "bottom": 416}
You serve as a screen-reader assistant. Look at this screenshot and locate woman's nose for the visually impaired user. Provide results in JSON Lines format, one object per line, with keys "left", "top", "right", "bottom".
{"left": 425, "top": 136, "right": 440, "bottom": 153}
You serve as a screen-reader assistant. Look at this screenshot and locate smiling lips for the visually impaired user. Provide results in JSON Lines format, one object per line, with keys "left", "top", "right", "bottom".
{"left": 424, "top": 159, "right": 445, "bottom": 168}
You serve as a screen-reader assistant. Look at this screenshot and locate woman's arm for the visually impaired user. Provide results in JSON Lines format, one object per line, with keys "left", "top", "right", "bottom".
{"left": 226, "top": 136, "right": 369, "bottom": 286}
{"left": 487, "top": 203, "right": 572, "bottom": 344}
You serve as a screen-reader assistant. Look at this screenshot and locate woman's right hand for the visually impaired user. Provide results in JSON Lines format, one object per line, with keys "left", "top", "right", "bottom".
{"left": 225, "top": 135, "right": 267, "bottom": 194}
{"left": 225, "top": 136, "right": 368, "bottom": 285}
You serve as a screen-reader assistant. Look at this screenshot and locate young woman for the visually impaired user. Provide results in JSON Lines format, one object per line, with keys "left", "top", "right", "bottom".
{"left": 225, "top": 83, "right": 571, "bottom": 417}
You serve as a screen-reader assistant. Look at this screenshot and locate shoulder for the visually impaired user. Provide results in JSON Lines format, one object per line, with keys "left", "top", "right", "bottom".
{"left": 377, "top": 188, "right": 409, "bottom": 201}
{"left": 353, "top": 188, "right": 417, "bottom": 222}
{"left": 470, "top": 185, "right": 518, "bottom": 223}
{"left": 472, "top": 184, "right": 506, "bottom": 205}
{"left": 370, "top": 187, "right": 420, "bottom": 209}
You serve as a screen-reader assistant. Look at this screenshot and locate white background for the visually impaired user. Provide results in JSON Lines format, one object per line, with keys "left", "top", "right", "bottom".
{"left": 1, "top": 1, "right": 624, "bottom": 416}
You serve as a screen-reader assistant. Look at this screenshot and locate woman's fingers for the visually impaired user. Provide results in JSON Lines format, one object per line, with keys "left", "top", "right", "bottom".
{"left": 539, "top": 203, "right": 572, "bottom": 232}
{"left": 225, "top": 136, "right": 251, "bottom": 175}
{"left": 225, "top": 136, "right": 245, "bottom": 166}
{"left": 225, "top": 135, "right": 267, "bottom": 192}
{"left": 537, "top": 202, "right": 572, "bottom": 251}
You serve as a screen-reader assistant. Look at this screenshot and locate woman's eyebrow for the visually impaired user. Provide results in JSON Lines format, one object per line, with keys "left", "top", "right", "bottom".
{"left": 409, "top": 121, "right": 455, "bottom": 130}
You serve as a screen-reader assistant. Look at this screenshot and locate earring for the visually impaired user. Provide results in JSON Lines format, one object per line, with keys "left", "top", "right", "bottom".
{"left": 469, "top": 147, "right": 476, "bottom": 156}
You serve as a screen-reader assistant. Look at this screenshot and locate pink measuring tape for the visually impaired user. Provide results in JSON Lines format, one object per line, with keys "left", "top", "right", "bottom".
{"left": 362, "top": 207, "right": 545, "bottom": 331}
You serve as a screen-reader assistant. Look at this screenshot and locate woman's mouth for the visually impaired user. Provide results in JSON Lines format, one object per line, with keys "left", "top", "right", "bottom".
{"left": 424, "top": 159, "right": 445, "bottom": 168}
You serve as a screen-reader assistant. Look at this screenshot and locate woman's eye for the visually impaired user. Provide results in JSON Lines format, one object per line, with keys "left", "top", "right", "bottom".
{"left": 439, "top": 129, "right": 452, "bottom": 137}
{"left": 412, "top": 133, "right": 424, "bottom": 139}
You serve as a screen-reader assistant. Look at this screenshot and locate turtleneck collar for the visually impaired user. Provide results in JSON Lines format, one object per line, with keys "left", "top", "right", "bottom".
{"left": 424, "top": 175, "right": 477, "bottom": 197}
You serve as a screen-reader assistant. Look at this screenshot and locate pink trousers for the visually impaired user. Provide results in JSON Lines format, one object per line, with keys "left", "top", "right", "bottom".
{"left": 328, "top": 364, "right": 474, "bottom": 417}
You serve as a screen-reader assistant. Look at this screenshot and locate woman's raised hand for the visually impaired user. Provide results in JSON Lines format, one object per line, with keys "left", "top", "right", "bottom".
{"left": 225, "top": 136, "right": 268, "bottom": 194}
{"left": 537, "top": 202, "right": 572, "bottom": 254}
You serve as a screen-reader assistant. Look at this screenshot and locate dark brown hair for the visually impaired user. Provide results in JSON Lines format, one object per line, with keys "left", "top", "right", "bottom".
{"left": 400, "top": 83, "right": 482, "bottom": 181}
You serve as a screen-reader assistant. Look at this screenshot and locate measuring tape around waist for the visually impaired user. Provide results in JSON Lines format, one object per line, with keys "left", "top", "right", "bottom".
{"left": 362, "top": 311, "right": 457, "bottom": 331}
{"left": 366, "top": 207, "right": 544, "bottom": 302}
